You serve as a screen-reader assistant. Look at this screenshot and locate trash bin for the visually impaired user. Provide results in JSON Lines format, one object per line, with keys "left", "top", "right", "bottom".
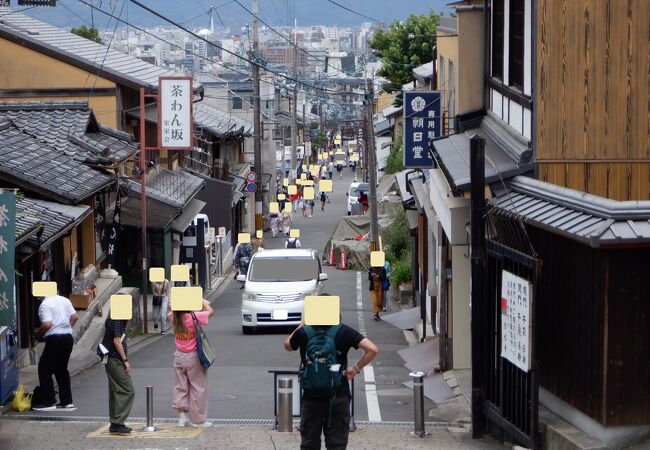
{"left": 0, "top": 326, "right": 18, "bottom": 405}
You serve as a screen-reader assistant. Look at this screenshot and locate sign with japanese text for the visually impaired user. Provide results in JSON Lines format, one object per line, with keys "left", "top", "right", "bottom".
{"left": 403, "top": 91, "right": 441, "bottom": 169}
{"left": 500, "top": 270, "right": 532, "bottom": 372}
{"left": 159, "top": 77, "right": 193, "bottom": 150}
{"left": 0, "top": 192, "right": 15, "bottom": 326}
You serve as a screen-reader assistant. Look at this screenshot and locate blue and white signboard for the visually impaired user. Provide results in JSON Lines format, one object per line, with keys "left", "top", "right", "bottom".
{"left": 403, "top": 91, "right": 441, "bottom": 169}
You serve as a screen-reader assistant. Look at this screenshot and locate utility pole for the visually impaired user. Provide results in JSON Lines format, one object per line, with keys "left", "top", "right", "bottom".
{"left": 290, "top": 31, "right": 298, "bottom": 181}
{"left": 251, "top": 0, "right": 263, "bottom": 230}
{"left": 365, "top": 79, "right": 379, "bottom": 251}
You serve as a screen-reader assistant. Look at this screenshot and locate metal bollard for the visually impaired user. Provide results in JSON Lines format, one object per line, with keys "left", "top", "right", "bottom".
{"left": 410, "top": 371, "right": 427, "bottom": 437}
{"left": 277, "top": 377, "right": 293, "bottom": 432}
{"left": 143, "top": 385, "right": 156, "bottom": 432}
{"left": 216, "top": 237, "right": 223, "bottom": 275}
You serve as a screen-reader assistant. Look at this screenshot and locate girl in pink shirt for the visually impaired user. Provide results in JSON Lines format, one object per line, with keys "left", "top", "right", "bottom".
{"left": 168, "top": 299, "right": 214, "bottom": 427}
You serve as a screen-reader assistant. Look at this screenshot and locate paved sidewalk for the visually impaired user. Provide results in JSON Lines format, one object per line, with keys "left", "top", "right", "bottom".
{"left": 0, "top": 419, "right": 504, "bottom": 450}
{"left": 1, "top": 272, "right": 231, "bottom": 417}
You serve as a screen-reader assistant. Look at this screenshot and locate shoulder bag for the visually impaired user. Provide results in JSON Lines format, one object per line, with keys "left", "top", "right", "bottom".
{"left": 190, "top": 312, "right": 215, "bottom": 368}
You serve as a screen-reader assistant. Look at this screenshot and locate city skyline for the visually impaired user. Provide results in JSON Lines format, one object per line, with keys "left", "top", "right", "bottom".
{"left": 23, "top": 0, "right": 450, "bottom": 29}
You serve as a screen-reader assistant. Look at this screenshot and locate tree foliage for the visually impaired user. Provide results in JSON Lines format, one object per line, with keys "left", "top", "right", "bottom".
{"left": 370, "top": 11, "right": 439, "bottom": 92}
{"left": 385, "top": 129, "right": 404, "bottom": 174}
{"left": 71, "top": 25, "right": 102, "bottom": 44}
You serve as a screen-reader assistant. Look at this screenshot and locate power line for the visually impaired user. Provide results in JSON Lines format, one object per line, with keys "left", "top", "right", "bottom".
{"left": 88, "top": 0, "right": 126, "bottom": 101}
{"left": 179, "top": 0, "right": 235, "bottom": 26}
{"left": 126, "top": 0, "right": 365, "bottom": 98}
{"left": 75, "top": 0, "right": 277, "bottom": 120}
{"left": 326, "top": 0, "right": 382, "bottom": 24}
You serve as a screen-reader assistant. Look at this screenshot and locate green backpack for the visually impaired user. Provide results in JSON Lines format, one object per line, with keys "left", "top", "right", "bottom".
{"left": 300, "top": 324, "right": 343, "bottom": 398}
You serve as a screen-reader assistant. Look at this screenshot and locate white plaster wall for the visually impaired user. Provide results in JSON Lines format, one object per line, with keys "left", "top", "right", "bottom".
{"left": 452, "top": 245, "right": 471, "bottom": 369}
{"left": 503, "top": 0, "right": 510, "bottom": 85}
{"left": 492, "top": 89, "right": 503, "bottom": 119}
{"left": 523, "top": 107, "right": 532, "bottom": 139}
{"left": 524, "top": 0, "right": 532, "bottom": 96}
{"left": 509, "top": 101, "right": 524, "bottom": 135}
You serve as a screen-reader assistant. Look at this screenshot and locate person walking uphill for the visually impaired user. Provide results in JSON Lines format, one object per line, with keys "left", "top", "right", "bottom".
{"left": 169, "top": 299, "right": 214, "bottom": 427}
{"left": 368, "top": 265, "right": 387, "bottom": 321}
{"left": 284, "top": 321, "right": 379, "bottom": 450}
{"left": 101, "top": 316, "right": 135, "bottom": 434}
{"left": 32, "top": 293, "right": 78, "bottom": 411}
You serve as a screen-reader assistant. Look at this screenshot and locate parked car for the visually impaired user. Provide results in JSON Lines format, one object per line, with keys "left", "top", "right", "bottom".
{"left": 346, "top": 182, "right": 370, "bottom": 215}
{"left": 238, "top": 248, "right": 328, "bottom": 334}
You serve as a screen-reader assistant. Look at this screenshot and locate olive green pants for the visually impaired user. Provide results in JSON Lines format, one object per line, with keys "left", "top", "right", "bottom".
{"left": 105, "top": 357, "right": 135, "bottom": 425}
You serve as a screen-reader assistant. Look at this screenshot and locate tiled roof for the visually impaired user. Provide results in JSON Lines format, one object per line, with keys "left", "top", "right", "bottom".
{"left": 412, "top": 61, "right": 434, "bottom": 80}
{"left": 0, "top": 101, "right": 138, "bottom": 165}
{"left": 127, "top": 168, "right": 205, "bottom": 209}
{"left": 0, "top": 8, "right": 196, "bottom": 92}
{"left": 120, "top": 169, "right": 205, "bottom": 230}
{"left": 125, "top": 102, "right": 253, "bottom": 139}
{"left": 438, "top": 16, "right": 458, "bottom": 33}
{"left": 193, "top": 102, "right": 253, "bottom": 137}
{"left": 0, "top": 118, "right": 113, "bottom": 203}
{"left": 15, "top": 196, "right": 90, "bottom": 248}
{"left": 490, "top": 177, "right": 650, "bottom": 248}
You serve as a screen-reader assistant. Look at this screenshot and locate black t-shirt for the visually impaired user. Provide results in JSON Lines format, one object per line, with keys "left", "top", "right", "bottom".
{"left": 290, "top": 324, "right": 364, "bottom": 398}
{"left": 102, "top": 318, "right": 127, "bottom": 360}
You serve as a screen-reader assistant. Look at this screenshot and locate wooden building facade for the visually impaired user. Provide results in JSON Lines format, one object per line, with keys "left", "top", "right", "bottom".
{"left": 536, "top": 0, "right": 650, "bottom": 201}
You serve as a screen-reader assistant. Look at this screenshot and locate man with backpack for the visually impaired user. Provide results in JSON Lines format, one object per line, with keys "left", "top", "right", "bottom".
{"left": 284, "top": 321, "right": 379, "bottom": 449}
{"left": 285, "top": 236, "right": 302, "bottom": 248}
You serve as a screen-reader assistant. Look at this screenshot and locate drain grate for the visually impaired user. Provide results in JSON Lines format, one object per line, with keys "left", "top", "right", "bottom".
{"left": 1, "top": 415, "right": 468, "bottom": 428}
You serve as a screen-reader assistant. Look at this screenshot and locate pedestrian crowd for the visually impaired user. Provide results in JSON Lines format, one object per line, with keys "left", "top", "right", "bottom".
{"left": 26, "top": 142, "right": 387, "bottom": 449}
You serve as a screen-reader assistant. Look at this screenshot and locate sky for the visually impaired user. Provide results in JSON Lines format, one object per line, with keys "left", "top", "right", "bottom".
{"left": 22, "top": 0, "right": 451, "bottom": 30}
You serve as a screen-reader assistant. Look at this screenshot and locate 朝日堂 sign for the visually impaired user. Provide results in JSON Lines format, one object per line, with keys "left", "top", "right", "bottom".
{"left": 403, "top": 91, "right": 441, "bottom": 169}
{"left": 159, "top": 77, "right": 193, "bottom": 149}
{"left": 500, "top": 270, "right": 533, "bottom": 372}
{"left": 0, "top": 192, "right": 15, "bottom": 326}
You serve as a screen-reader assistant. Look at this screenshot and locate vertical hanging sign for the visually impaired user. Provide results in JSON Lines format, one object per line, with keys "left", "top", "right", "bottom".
{"left": 403, "top": 91, "right": 441, "bottom": 169}
{"left": 500, "top": 270, "right": 533, "bottom": 372}
{"left": 159, "top": 77, "right": 194, "bottom": 150}
{"left": 0, "top": 192, "right": 15, "bottom": 326}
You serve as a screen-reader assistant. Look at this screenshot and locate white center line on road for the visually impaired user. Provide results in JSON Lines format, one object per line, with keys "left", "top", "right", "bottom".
{"left": 356, "top": 271, "right": 382, "bottom": 423}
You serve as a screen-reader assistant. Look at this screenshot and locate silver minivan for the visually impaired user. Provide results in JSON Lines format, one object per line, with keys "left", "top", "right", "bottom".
{"left": 238, "top": 248, "right": 328, "bottom": 334}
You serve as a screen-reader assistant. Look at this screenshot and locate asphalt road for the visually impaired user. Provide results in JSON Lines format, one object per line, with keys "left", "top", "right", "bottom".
{"left": 27, "top": 168, "right": 432, "bottom": 423}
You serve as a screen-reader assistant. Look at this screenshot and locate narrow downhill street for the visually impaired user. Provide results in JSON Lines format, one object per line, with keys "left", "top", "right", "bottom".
{"left": 0, "top": 169, "right": 502, "bottom": 449}
{"left": 40, "top": 169, "right": 428, "bottom": 423}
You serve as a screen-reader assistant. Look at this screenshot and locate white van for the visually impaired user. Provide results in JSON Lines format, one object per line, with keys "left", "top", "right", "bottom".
{"left": 238, "top": 248, "right": 328, "bottom": 334}
{"left": 347, "top": 182, "right": 370, "bottom": 215}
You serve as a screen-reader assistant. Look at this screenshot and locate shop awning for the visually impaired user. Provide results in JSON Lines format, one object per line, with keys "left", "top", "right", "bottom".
{"left": 16, "top": 197, "right": 91, "bottom": 248}
{"left": 118, "top": 168, "right": 205, "bottom": 231}
{"left": 431, "top": 113, "right": 532, "bottom": 192}
{"left": 409, "top": 177, "right": 437, "bottom": 228}
{"left": 170, "top": 198, "right": 206, "bottom": 233}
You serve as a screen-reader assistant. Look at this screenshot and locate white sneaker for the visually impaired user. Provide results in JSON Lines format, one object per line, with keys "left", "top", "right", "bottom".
{"left": 56, "top": 403, "right": 76, "bottom": 411}
{"left": 32, "top": 404, "right": 56, "bottom": 411}
{"left": 191, "top": 421, "right": 213, "bottom": 428}
{"left": 177, "top": 413, "right": 188, "bottom": 427}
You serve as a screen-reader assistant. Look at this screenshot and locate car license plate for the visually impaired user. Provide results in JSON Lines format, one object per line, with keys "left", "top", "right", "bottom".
{"left": 272, "top": 310, "right": 288, "bottom": 321}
